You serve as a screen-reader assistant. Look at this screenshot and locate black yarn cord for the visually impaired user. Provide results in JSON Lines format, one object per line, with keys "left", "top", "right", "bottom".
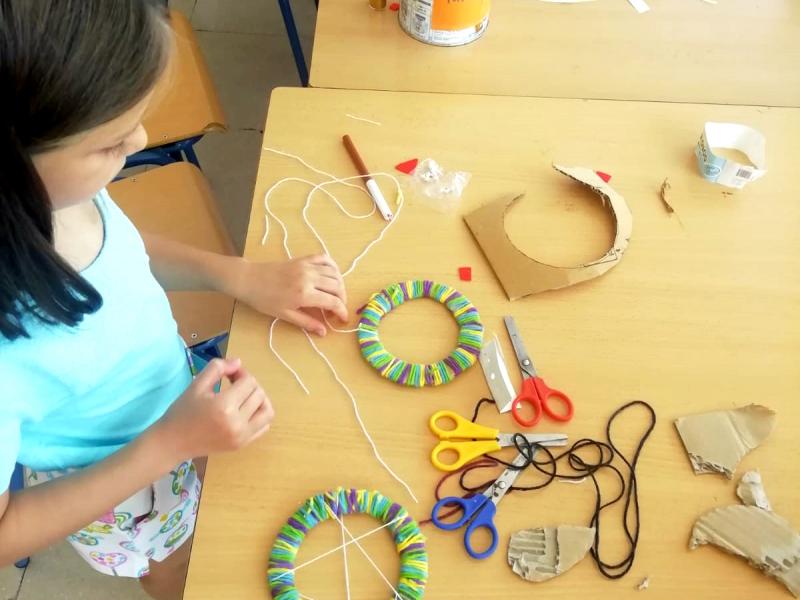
{"left": 590, "top": 400, "right": 656, "bottom": 579}
{"left": 459, "top": 397, "right": 656, "bottom": 579}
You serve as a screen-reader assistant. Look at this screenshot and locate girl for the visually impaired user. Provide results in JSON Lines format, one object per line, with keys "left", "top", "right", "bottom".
{"left": 0, "top": 1, "right": 348, "bottom": 598}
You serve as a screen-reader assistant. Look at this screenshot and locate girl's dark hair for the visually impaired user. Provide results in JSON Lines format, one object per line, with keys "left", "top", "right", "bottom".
{"left": 0, "top": 0, "right": 171, "bottom": 340}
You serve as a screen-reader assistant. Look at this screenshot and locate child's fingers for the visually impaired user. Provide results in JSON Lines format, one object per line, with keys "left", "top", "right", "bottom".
{"left": 315, "top": 266, "right": 346, "bottom": 300}
{"left": 224, "top": 358, "right": 248, "bottom": 382}
{"left": 307, "top": 253, "right": 341, "bottom": 273}
{"left": 195, "top": 358, "right": 241, "bottom": 390}
{"left": 248, "top": 397, "right": 274, "bottom": 428}
{"left": 226, "top": 371, "right": 260, "bottom": 405}
{"left": 314, "top": 276, "right": 347, "bottom": 305}
{"left": 315, "top": 264, "right": 344, "bottom": 281}
{"left": 308, "top": 290, "right": 349, "bottom": 323}
{"left": 284, "top": 309, "right": 326, "bottom": 337}
{"left": 239, "top": 387, "right": 267, "bottom": 421}
{"left": 246, "top": 406, "right": 274, "bottom": 441}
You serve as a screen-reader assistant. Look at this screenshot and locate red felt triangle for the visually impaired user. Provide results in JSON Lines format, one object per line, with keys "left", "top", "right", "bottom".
{"left": 395, "top": 158, "right": 419, "bottom": 175}
{"left": 595, "top": 171, "right": 612, "bottom": 183}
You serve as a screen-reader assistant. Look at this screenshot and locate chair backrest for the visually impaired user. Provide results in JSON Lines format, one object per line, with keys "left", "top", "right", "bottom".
{"left": 108, "top": 162, "right": 236, "bottom": 343}
{"left": 143, "top": 10, "right": 227, "bottom": 148}
{"left": 9, "top": 462, "right": 24, "bottom": 493}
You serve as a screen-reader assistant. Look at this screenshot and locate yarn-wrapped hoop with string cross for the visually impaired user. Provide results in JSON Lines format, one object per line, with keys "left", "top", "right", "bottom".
{"left": 268, "top": 488, "right": 428, "bottom": 599}
{"left": 357, "top": 280, "right": 484, "bottom": 387}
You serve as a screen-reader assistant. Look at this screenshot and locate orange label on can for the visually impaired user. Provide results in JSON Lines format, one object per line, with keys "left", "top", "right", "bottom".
{"left": 431, "top": 0, "right": 491, "bottom": 31}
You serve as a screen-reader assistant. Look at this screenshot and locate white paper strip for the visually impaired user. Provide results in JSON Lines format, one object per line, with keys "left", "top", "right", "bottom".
{"left": 627, "top": 0, "right": 650, "bottom": 12}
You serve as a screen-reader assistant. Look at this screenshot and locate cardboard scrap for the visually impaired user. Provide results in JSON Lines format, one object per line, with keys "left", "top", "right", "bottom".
{"left": 736, "top": 470, "right": 772, "bottom": 511}
{"left": 658, "top": 178, "right": 683, "bottom": 226}
{"left": 508, "top": 526, "right": 595, "bottom": 583}
{"left": 464, "top": 165, "right": 633, "bottom": 301}
{"left": 674, "top": 404, "right": 776, "bottom": 479}
{"left": 690, "top": 475, "right": 800, "bottom": 597}
{"left": 659, "top": 178, "right": 675, "bottom": 214}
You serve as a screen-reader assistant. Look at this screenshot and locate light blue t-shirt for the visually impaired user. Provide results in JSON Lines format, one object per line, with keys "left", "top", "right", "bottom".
{"left": 0, "top": 190, "right": 192, "bottom": 493}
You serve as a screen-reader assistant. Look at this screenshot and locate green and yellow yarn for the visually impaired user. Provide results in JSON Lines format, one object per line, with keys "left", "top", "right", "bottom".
{"left": 268, "top": 488, "right": 428, "bottom": 599}
{"left": 357, "top": 280, "right": 483, "bottom": 387}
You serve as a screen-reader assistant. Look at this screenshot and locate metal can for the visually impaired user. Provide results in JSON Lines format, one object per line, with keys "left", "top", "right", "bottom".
{"left": 399, "top": 0, "right": 491, "bottom": 47}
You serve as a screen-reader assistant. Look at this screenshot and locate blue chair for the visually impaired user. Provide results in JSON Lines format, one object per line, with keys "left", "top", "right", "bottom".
{"left": 124, "top": 135, "right": 205, "bottom": 171}
{"left": 9, "top": 462, "right": 29, "bottom": 568}
{"left": 278, "top": 0, "right": 318, "bottom": 87}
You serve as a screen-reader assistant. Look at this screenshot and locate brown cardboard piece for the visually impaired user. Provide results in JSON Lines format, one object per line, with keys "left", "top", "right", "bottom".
{"left": 508, "top": 525, "right": 595, "bottom": 583}
{"left": 674, "top": 404, "right": 776, "bottom": 479}
{"left": 463, "top": 165, "right": 633, "bottom": 301}
{"left": 690, "top": 474, "right": 800, "bottom": 597}
{"left": 736, "top": 470, "right": 772, "bottom": 511}
{"left": 659, "top": 178, "right": 676, "bottom": 214}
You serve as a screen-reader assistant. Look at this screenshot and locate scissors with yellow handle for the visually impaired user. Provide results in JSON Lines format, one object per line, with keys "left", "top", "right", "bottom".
{"left": 429, "top": 410, "right": 568, "bottom": 472}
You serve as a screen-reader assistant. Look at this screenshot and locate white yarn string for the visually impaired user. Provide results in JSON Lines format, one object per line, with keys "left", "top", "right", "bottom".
{"left": 268, "top": 319, "right": 309, "bottom": 395}
{"left": 345, "top": 113, "right": 382, "bottom": 126}
{"left": 302, "top": 329, "right": 418, "bottom": 503}
{"left": 273, "top": 515, "right": 404, "bottom": 581}
{"left": 338, "top": 505, "right": 352, "bottom": 600}
{"left": 260, "top": 148, "right": 416, "bottom": 503}
{"left": 324, "top": 503, "right": 404, "bottom": 600}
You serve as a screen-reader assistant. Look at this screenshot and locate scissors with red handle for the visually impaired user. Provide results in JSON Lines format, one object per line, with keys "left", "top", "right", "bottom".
{"left": 504, "top": 316, "right": 574, "bottom": 427}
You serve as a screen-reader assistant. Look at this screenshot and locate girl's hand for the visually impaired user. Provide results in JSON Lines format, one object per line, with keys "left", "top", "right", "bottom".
{"left": 152, "top": 358, "right": 274, "bottom": 463}
{"left": 229, "top": 254, "right": 348, "bottom": 336}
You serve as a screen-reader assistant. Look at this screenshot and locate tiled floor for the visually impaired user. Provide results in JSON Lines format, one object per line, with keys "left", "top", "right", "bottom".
{"left": 0, "top": 1, "right": 315, "bottom": 598}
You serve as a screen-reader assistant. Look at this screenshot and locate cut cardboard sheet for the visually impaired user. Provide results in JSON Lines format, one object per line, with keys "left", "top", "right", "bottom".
{"left": 674, "top": 404, "right": 776, "bottom": 479}
{"left": 690, "top": 474, "right": 800, "bottom": 597}
{"left": 464, "top": 165, "right": 632, "bottom": 301}
{"left": 736, "top": 470, "right": 772, "bottom": 511}
{"left": 508, "top": 526, "right": 595, "bottom": 583}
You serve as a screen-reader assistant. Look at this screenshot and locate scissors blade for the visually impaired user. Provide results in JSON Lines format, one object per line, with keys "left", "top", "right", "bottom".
{"left": 489, "top": 452, "right": 530, "bottom": 505}
{"left": 503, "top": 315, "right": 537, "bottom": 377}
{"left": 496, "top": 433, "right": 568, "bottom": 447}
{"left": 478, "top": 337, "right": 517, "bottom": 413}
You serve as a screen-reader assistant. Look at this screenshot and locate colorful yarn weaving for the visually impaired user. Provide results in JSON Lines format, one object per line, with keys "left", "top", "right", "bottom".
{"left": 357, "top": 280, "right": 483, "bottom": 387}
{"left": 268, "top": 488, "right": 428, "bottom": 600}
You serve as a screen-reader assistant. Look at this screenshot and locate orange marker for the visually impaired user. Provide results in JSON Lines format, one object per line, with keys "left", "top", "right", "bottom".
{"left": 342, "top": 134, "right": 394, "bottom": 221}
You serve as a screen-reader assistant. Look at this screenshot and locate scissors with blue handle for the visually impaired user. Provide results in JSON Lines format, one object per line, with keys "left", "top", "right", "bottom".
{"left": 431, "top": 452, "right": 530, "bottom": 559}
{"left": 429, "top": 410, "right": 568, "bottom": 472}
{"left": 504, "top": 315, "right": 575, "bottom": 428}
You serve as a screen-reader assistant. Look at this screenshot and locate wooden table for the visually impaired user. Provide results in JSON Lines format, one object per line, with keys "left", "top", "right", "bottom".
{"left": 183, "top": 87, "right": 800, "bottom": 599}
{"left": 310, "top": 0, "right": 800, "bottom": 107}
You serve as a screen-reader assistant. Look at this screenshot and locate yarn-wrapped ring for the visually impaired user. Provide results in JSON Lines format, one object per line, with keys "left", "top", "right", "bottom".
{"left": 357, "top": 280, "right": 483, "bottom": 387}
{"left": 268, "top": 488, "right": 428, "bottom": 599}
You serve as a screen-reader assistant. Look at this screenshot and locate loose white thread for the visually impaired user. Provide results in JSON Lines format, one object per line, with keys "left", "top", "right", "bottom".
{"left": 345, "top": 113, "right": 382, "bottom": 126}
{"left": 303, "top": 330, "right": 418, "bottom": 503}
{"left": 273, "top": 515, "right": 404, "bottom": 581}
{"left": 268, "top": 319, "right": 309, "bottom": 395}
{"left": 261, "top": 148, "right": 416, "bottom": 503}
{"left": 324, "top": 503, "right": 405, "bottom": 600}
{"left": 559, "top": 477, "right": 587, "bottom": 485}
{"left": 338, "top": 505, "right": 351, "bottom": 600}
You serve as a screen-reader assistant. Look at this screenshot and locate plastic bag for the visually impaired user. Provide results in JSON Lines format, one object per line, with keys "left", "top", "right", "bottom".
{"left": 408, "top": 158, "right": 471, "bottom": 212}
